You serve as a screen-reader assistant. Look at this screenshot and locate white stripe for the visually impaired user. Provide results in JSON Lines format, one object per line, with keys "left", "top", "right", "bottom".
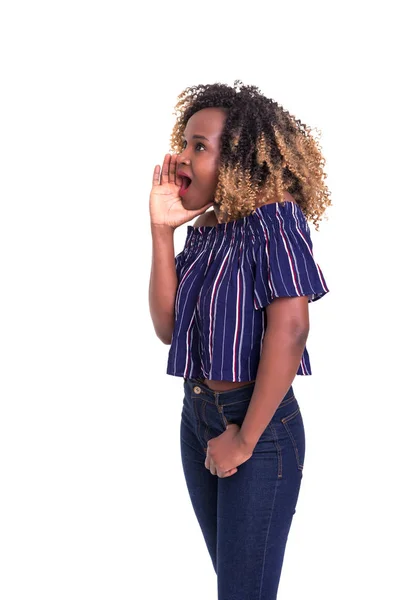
{"left": 290, "top": 202, "right": 328, "bottom": 293}
{"left": 209, "top": 249, "right": 231, "bottom": 362}
{"left": 275, "top": 204, "right": 302, "bottom": 295}
{"left": 183, "top": 310, "right": 196, "bottom": 377}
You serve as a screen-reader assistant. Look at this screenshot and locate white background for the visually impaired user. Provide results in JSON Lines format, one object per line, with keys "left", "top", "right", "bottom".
{"left": 1, "top": 1, "right": 399, "bottom": 598}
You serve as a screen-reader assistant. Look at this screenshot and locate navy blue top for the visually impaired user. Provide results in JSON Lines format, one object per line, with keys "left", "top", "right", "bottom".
{"left": 167, "top": 201, "right": 329, "bottom": 381}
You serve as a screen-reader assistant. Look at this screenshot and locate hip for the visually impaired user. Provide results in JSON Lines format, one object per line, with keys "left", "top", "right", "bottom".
{"left": 182, "top": 377, "right": 305, "bottom": 473}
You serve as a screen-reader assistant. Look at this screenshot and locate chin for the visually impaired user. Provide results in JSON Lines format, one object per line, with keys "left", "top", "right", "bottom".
{"left": 184, "top": 199, "right": 204, "bottom": 210}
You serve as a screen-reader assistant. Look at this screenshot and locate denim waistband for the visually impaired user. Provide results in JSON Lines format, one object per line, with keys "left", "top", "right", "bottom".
{"left": 183, "top": 376, "right": 294, "bottom": 406}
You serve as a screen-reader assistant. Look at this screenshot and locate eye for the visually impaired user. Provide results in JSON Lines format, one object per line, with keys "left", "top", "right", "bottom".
{"left": 181, "top": 140, "right": 206, "bottom": 151}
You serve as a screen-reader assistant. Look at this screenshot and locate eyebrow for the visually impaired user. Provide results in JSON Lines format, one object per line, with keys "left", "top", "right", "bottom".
{"left": 183, "top": 134, "right": 210, "bottom": 141}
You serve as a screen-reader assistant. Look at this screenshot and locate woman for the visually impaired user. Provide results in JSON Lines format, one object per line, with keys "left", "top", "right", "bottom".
{"left": 148, "top": 81, "right": 331, "bottom": 599}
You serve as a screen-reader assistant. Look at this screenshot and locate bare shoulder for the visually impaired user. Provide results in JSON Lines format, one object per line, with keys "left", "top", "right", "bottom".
{"left": 193, "top": 210, "right": 218, "bottom": 228}
{"left": 283, "top": 191, "right": 297, "bottom": 204}
{"left": 193, "top": 194, "right": 296, "bottom": 228}
{"left": 257, "top": 191, "right": 297, "bottom": 207}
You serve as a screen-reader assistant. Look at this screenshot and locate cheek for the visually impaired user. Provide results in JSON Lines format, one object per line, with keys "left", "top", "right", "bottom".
{"left": 200, "top": 158, "right": 219, "bottom": 187}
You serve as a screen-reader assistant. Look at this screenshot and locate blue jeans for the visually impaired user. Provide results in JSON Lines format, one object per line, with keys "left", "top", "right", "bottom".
{"left": 180, "top": 377, "right": 305, "bottom": 600}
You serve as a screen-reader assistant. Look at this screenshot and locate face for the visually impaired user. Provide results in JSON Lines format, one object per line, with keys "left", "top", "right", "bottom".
{"left": 177, "top": 107, "right": 227, "bottom": 210}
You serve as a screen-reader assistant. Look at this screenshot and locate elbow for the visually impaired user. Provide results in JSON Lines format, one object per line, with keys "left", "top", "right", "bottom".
{"left": 288, "top": 316, "right": 310, "bottom": 348}
{"left": 149, "top": 312, "right": 174, "bottom": 345}
{"left": 269, "top": 320, "right": 309, "bottom": 348}
{"left": 287, "top": 317, "right": 309, "bottom": 347}
{"left": 293, "top": 326, "right": 309, "bottom": 348}
{"left": 155, "top": 325, "right": 173, "bottom": 345}
{"left": 264, "top": 296, "right": 310, "bottom": 347}
{"left": 265, "top": 323, "right": 309, "bottom": 348}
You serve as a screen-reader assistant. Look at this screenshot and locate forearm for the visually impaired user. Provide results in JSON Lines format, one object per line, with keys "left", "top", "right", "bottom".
{"left": 148, "top": 223, "right": 178, "bottom": 344}
{"left": 239, "top": 327, "right": 308, "bottom": 449}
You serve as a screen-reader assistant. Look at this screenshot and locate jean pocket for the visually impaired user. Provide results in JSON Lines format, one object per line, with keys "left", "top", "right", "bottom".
{"left": 222, "top": 399, "right": 276, "bottom": 444}
{"left": 220, "top": 398, "right": 251, "bottom": 429}
{"left": 281, "top": 407, "right": 305, "bottom": 471}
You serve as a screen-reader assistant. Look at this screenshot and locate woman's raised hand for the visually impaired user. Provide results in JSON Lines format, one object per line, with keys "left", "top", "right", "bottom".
{"left": 149, "top": 154, "right": 213, "bottom": 230}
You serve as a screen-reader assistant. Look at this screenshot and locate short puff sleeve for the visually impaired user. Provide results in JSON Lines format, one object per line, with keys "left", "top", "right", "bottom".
{"left": 253, "top": 203, "right": 329, "bottom": 310}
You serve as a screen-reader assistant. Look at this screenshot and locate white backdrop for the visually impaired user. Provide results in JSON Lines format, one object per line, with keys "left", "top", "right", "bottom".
{"left": 1, "top": 1, "right": 399, "bottom": 599}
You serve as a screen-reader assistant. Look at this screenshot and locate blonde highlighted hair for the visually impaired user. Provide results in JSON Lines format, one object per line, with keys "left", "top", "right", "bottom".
{"left": 170, "top": 81, "right": 331, "bottom": 229}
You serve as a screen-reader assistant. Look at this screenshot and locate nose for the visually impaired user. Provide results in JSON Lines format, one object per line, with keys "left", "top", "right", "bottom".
{"left": 177, "top": 150, "right": 191, "bottom": 166}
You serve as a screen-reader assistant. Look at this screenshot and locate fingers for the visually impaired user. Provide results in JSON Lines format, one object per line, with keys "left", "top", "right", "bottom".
{"left": 205, "top": 453, "right": 216, "bottom": 476}
{"left": 174, "top": 154, "right": 182, "bottom": 187}
{"left": 209, "top": 458, "right": 217, "bottom": 476}
{"left": 160, "top": 154, "right": 171, "bottom": 185}
{"left": 158, "top": 154, "right": 180, "bottom": 186}
{"left": 205, "top": 455, "right": 238, "bottom": 478}
{"left": 152, "top": 164, "right": 160, "bottom": 186}
{"left": 204, "top": 453, "right": 210, "bottom": 471}
{"left": 169, "top": 154, "right": 178, "bottom": 185}
{"left": 221, "top": 468, "right": 238, "bottom": 477}
{"left": 216, "top": 467, "right": 238, "bottom": 478}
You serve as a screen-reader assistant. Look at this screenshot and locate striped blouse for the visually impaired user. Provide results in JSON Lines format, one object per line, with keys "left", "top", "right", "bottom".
{"left": 166, "top": 201, "right": 329, "bottom": 381}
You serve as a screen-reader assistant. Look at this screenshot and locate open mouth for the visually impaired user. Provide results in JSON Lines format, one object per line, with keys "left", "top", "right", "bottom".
{"left": 178, "top": 175, "right": 192, "bottom": 197}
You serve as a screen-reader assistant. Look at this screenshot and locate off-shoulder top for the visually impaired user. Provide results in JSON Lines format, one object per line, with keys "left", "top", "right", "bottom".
{"left": 166, "top": 201, "right": 329, "bottom": 381}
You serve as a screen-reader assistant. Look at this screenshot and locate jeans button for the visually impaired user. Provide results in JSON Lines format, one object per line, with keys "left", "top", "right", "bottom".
{"left": 193, "top": 386, "right": 202, "bottom": 394}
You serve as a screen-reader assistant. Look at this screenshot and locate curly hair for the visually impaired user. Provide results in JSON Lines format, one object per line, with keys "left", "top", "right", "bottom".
{"left": 170, "top": 81, "right": 331, "bottom": 229}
